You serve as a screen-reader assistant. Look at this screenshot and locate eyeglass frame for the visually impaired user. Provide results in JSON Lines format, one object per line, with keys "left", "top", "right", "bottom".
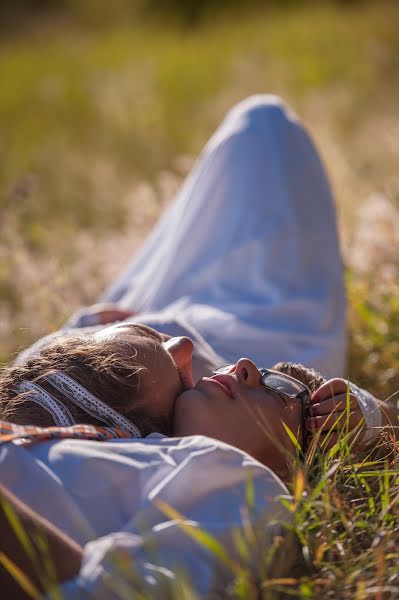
{"left": 212, "top": 365, "right": 311, "bottom": 455}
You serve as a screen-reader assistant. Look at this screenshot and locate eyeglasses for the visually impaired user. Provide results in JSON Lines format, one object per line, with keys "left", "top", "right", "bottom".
{"left": 212, "top": 365, "right": 311, "bottom": 454}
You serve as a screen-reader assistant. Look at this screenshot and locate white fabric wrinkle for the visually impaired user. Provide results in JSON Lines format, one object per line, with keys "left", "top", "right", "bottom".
{"left": 101, "top": 97, "right": 345, "bottom": 377}
{"left": 147, "top": 442, "right": 222, "bottom": 502}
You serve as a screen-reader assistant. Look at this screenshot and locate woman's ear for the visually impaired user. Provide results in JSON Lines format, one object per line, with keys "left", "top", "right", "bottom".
{"left": 163, "top": 337, "right": 194, "bottom": 389}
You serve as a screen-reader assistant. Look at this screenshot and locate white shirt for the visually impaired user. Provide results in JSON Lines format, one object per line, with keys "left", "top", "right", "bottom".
{"left": 0, "top": 434, "right": 290, "bottom": 597}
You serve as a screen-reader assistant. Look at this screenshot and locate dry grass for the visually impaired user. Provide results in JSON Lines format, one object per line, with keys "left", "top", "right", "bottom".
{"left": 1, "top": 5, "right": 399, "bottom": 594}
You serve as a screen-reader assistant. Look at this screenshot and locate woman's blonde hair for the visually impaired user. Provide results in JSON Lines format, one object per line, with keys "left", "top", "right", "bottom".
{"left": 0, "top": 333, "right": 169, "bottom": 435}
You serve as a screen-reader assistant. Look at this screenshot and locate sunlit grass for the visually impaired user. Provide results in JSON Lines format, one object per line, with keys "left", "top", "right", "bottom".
{"left": 1, "top": 4, "right": 399, "bottom": 594}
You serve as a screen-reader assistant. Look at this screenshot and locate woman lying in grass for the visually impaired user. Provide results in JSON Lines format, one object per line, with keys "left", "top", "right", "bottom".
{"left": 9, "top": 94, "right": 394, "bottom": 460}
{"left": 1, "top": 95, "right": 397, "bottom": 597}
{"left": 0, "top": 346, "right": 397, "bottom": 598}
{"left": 2, "top": 321, "right": 396, "bottom": 476}
{"left": 0, "top": 356, "right": 395, "bottom": 598}
{"left": 9, "top": 94, "right": 349, "bottom": 460}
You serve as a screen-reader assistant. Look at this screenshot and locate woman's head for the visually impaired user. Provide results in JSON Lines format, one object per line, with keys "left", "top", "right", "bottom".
{"left": 173, "top": 358, "right": 326, "bottom": 477}
{"left": 0, "top": 324, "right": 194, "bottom": 436}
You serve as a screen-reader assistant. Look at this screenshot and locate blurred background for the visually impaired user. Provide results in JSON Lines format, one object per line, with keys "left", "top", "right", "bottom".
{"left": 1, "top": 0, "right": 399, "bottom": 396}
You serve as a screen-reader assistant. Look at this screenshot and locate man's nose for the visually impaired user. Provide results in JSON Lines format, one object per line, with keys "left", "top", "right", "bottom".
{"left": 235, "top": 358, "right": 261, "bottom": 386}
{"left": 163, "top": 337, "right": 194, "bottom": 389}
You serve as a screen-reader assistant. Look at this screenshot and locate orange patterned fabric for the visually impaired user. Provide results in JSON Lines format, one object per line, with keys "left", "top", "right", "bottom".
{"left": 0, "top": 419, "right": 133, "bottom": 447}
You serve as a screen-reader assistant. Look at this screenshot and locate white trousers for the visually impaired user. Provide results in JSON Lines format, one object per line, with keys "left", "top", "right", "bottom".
{"left": 101, "top": 95, "right": 346, "bottom": 378}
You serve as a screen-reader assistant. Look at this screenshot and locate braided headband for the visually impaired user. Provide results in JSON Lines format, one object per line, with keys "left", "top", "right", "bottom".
{"left": 17, "top": 372, "right": 141, "bottom": 438}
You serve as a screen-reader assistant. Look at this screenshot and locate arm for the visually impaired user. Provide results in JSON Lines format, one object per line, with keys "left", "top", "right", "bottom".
{"left": 0, "top": 484, "right": 82, "bottom": 599}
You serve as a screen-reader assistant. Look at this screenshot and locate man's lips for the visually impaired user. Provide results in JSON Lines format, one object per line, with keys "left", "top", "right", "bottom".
{"left": 198, "top": 374, "right": 238, "bottom": 398}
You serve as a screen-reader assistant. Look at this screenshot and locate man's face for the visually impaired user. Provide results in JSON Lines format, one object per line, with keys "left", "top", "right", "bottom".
{"left": 173, "top": 358, "right": 303, "bottom": 476}
{"left": 94, "top": 323, "right": 194, "bottom": 432}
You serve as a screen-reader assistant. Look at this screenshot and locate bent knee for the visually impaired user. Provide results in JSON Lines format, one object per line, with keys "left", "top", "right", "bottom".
{"left": 225, "top": 94, "right": 298, "bottom": 133}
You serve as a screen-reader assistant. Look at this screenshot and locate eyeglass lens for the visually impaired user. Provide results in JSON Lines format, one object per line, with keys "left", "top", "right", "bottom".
{"left": 260, "top": 372, "right": 305, "bottom": 396}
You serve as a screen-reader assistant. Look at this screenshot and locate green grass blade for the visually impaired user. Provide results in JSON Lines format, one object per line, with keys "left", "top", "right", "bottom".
{"left": 282, "top": 421, "right": 302, "bottom": 455}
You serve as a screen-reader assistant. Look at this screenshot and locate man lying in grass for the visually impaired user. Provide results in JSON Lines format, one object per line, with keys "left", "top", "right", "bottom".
{"left": 6, "top": 92, "right": 350, "bottom": 481}
{"left": 2, "top": 95, "right": 396, "bottom": 596}
{"left": 0, "top": 347, "right": 397, "bottom": 598}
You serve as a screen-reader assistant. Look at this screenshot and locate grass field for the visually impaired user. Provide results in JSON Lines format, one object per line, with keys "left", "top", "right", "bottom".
{"left": 1, "top": 2, "right": 399, "bottom": 596}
